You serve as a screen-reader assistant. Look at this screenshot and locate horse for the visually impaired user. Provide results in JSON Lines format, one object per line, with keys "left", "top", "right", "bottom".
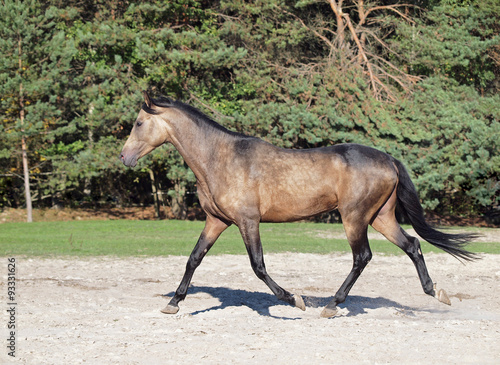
{"left": 120, "top": 91, "right": 477, "bottom": 318}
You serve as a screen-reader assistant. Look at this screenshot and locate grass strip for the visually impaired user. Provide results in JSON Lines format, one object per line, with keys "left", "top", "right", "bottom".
{"left": 1, "top": 220, "right": 497, "bottom": 257}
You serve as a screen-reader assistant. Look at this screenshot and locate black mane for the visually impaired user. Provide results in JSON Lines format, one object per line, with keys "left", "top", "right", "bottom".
{"left": 143, "top": 95, "right": 249, "bottom": 139}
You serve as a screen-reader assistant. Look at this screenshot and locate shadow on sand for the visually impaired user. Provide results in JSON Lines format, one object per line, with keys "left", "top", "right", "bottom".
{"left": 162, "top": 286, "right": 445, "bottom": 319}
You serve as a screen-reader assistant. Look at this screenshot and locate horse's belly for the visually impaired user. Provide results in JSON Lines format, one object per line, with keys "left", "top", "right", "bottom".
{"left": 259, "top": 190, "right": 338, "bottom": 223}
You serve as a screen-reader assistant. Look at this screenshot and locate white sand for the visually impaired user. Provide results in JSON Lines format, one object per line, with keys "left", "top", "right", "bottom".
{"left": 2, "top": 252, "right": 499, "bottom": 364}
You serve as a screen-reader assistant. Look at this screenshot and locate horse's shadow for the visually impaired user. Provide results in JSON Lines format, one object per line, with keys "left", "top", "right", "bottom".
{"left": 162, "top": 286, "right": 439, "bottom": 319}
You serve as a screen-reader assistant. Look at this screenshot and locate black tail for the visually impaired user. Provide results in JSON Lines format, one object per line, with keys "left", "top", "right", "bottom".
{"left": 394, "top": 159, "right": 479, "bottom": 261}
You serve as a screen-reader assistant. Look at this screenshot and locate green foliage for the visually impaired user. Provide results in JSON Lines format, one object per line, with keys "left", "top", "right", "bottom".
{"left": 0, "top": 0, "right": 498, "bottom": 220}
{"left": 392, "top": 0, "right": 500, "bottom": 93}
{"left": 395, "top": 78, "right": 499, "bottom": 213}
{"left": 0, "top": 0, "right": 78, "bottom": 207}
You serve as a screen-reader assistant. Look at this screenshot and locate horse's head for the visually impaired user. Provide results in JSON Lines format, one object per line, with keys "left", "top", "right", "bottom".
{"left": 120, "top": 91, "right": 173, "bottom": 167}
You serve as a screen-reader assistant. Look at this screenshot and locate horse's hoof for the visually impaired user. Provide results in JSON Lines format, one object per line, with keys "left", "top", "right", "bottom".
{"left": 437, "top": 289, "right": 451, "bottom": 306}
{"left": 320, "top": 306, "right": 338, "bottom": 318}
{"left": 294, "top": 294, "right": 306, "bottom": 311}
{"left": 160, "top": 304, "right": 179, "bottom": 314}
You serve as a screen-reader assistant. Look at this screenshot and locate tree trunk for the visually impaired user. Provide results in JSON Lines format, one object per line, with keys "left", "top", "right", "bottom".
{"left": 21, "top": 134, "right": 32, "bottom": 222}
{"left": 19, "top": 37, "right": 32, "bottom": 222}
{"left": 328, "top": 0, "right": 345, "bottom": 49}
{"left": 149, "top": 169, "right": 162, "bottom": 220}
{"left": 170, "top": 181, "right": 187, "bottom": 220}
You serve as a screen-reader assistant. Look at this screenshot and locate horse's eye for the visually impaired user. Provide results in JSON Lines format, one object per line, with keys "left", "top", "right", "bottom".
{"left": 136, "top": 121, "right": 143, "bottom": 127}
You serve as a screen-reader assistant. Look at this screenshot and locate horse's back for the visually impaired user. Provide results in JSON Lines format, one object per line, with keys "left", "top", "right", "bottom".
{"left": 327, "top": 143, "right": 394, "bottom": 167}
{"left": 243, "top": 142, "right": 397, "bottom": 222}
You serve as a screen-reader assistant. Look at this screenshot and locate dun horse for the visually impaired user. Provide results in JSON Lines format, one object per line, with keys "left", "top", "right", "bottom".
{"left": 121, "top": 92, "right": 477, "bottom": 318}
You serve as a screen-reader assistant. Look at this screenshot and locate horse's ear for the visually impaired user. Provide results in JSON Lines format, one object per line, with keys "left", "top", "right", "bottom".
{"left": 143, "top": 91, "right": 153, "bottom": 108}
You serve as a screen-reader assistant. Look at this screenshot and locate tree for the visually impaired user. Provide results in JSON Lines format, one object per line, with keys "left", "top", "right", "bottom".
{"left": 0, "top": 0, "right": 76, "bottom": 221}
{"left": 42, "top": 0, "right": 246, "bottom": 218}
{"left": 0, "top": 0, "right": 496, "bottom": 221}
{"left": 391, "top": 0, "right": 500, "bottom": 95}
{"left": 291, "top": 0, "right": 421, "bottom": 101}
{"left": 395, "top": 78, "right": 500, "bottom": 214}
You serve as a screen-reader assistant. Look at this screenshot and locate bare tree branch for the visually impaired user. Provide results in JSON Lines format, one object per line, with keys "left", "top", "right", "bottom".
{"left": 328, "top": 0, "right": 346, "bottom": 47}
{"left": 283, "top": 9, "right": 336, "bottom": 56}
{"left": 364, "top": 4, "right": 416, "bottom": 24}
{"left": 342, "top": 12, "right": 379, "bottom": 94}
{"left": 366, "top": 51, "right": 422, "bottom": 83}
{"left": 321, "top": 0, "right": 419, "bottom": 101}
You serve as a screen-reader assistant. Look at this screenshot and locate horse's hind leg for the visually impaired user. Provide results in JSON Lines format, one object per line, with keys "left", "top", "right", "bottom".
{"left": 321, "top": 221, "right": 373, "bottom": 318}
{"left": 161, "top": 215, "right": 229, "bottom": 314}
{"left": 238, "top": 219, "right": 305, "bottom": 311}
{"left": 371, "top": 212, "right": 451, "bottom": 305}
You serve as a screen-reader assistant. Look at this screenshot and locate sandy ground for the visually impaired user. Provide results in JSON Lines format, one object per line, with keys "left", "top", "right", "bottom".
{"left": 1, "top": 252, "right": 499, "bottom": 364}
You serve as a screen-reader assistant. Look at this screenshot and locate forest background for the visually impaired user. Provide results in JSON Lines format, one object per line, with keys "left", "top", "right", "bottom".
{"left": 0, "top": 0, "right": 498, "bottom": 223}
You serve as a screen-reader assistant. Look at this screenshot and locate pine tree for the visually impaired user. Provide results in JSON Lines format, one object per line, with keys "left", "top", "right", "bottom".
{"left": 0, "top": 1, "right": 75, "bottom": 220}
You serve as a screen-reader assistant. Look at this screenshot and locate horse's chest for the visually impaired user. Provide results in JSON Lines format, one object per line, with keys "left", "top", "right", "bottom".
{"left": 196, "top": 183, "right": 238, "bottom": 222}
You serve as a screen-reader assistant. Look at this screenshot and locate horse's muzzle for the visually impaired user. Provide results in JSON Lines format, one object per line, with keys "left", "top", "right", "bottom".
{"left": 120, "top": 152, "right": 138, "bottom": 167}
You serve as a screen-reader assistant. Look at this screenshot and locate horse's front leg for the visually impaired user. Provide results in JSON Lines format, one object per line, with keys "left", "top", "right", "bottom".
{"left": 238, "top": 219, "right": 305, "bottom": 311}
{"left": 161, "top": 215, "right": 229, "bottom": 314}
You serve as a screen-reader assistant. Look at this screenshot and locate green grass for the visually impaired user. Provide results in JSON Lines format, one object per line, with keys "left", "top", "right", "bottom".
{"left": 0, "top": 220, "right": 497, "bottom": 257}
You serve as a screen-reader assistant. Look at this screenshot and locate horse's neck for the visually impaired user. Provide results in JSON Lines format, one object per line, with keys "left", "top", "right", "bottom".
{"left": 168, "top": 115, "right": 228, "bottom": 182}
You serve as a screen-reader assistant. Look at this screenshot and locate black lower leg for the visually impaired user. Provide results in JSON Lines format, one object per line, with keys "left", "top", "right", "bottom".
{"left": 240, "top": 221, "right": 297, "bottom": 307}
{"left": 401, "top": 231, "right": 435, "bottom": 296}
{"left": 325, "top": 248, "right": 372, "bottom": 311}
{"left": 250, "top": 257, "right": 295, "bottom": 306}
{"left": 168, "top": 233, "right": 214, "bottom": 308}
{"left": 161, "top": 216, "right": 228, "bottom": 314}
